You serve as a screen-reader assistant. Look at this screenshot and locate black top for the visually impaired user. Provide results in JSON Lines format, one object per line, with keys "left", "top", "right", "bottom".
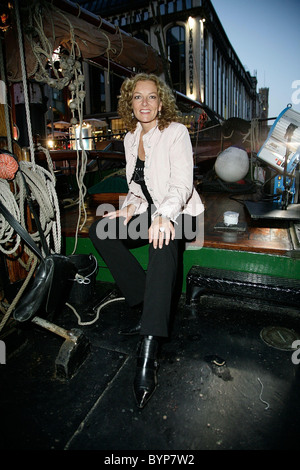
{"left": 132, "top": 157, "right": 153, "bottom": 206}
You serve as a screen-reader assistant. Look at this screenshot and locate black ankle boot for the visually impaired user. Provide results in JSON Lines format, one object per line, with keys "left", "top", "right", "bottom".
{"left": 119, "top": 320, "right": 141, "bottom": 335}
{"left": 133, "top": 335, "right": 159, "bottom": 409}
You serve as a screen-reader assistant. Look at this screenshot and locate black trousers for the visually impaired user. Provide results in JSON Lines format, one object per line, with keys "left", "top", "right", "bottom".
{"left": 89, "top": 210, "right": 195, "bottom": 337}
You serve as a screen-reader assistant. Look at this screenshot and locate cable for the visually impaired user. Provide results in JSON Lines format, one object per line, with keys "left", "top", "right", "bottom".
{"left": 65, "top": 296, "right": 125, "bottom": 326}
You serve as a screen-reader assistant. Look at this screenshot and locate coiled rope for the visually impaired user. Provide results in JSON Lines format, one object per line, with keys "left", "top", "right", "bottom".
{"left": 25, "top": 1, "right": 89, "bottom": 253}
{"left": 0, "top": 1, "right": 65, "bottom": 329}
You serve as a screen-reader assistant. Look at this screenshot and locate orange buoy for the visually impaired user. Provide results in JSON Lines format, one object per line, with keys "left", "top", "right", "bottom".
{"left": 0, "top": 152, "right": 19, "bottom": 179}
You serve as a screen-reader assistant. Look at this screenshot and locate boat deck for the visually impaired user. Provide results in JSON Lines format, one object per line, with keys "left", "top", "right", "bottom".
{"left": 1, "top": 281, "right": 300, "bottom": 451}
{"left": 60, "top": 188, "right": 298, "bottom": 256}
{"left": 1, "top": 190, "right": 300, "bottom": 452}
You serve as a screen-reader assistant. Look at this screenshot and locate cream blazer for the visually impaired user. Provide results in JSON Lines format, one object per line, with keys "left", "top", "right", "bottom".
{"left": 121, "top": 121, "right": 204, "bottom": 221}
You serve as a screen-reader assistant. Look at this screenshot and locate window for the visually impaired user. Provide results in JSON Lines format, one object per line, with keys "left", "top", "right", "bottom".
{"left": 135, "top": 11, "right": 142, "bottom": 22}
{"left": 168, "top": 2, "right": 174, "bottom": 13}
{"left": 89, "top": 67, "right": 106, "bottom": 114}
{"left": 177, "top": 0, "right": 183, "bottom": 11}
{"left": 213, "top": 45, "right": 217, "bottom": 112}
{"left": 218, "top": 54, "right": 222, "bottom": 115}
{"left": 110, "top": 74, "right": 123, "bottom": 113}
{"left": 166, "top": 25, "right": 186, "bottom": 94}
{"left": 204, "top": 30, "right": 209, "bottom": 106}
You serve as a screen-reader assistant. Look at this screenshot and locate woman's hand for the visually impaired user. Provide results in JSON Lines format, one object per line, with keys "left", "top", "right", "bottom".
{"left": 103, "top": 204, "right": 136, "bottom": 225}
{"left": 149, "top": 215, "right": 175, "bottom": 249}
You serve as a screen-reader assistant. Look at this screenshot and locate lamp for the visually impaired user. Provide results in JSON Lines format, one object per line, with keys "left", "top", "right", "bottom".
{"left": 188, "top": 16, "right": 195, "bottom": 30}
{"left": 244, "top": 105, "right": 300, "bottom": 220}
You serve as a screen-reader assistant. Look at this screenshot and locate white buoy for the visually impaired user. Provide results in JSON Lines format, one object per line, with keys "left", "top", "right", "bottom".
{"left": 215, "top": 146, "right": 249, "bottom": 183}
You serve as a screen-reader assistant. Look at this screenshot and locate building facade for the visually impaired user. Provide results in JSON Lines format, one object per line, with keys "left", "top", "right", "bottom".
{"left": 78, "top": 0, "right": 265, "bottom": 122}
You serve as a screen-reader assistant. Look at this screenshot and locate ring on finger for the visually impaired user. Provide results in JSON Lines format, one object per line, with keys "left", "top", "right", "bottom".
{"left": 159, "top": 227, "right": 165, "bottom": 233}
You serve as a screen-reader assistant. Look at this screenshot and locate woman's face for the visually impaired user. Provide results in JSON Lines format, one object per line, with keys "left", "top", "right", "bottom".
{"left": 132, "top": 80, "right": 162, "bottom": 130}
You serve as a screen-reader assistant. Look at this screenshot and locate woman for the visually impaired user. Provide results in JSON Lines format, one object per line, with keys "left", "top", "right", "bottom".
{"left": 89, "top": 73, "right": 204, "bottom": 408}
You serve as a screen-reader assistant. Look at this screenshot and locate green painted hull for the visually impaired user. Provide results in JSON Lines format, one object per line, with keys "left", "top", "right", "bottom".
{"left": 65, "top": 237, "right": 300, "bottom": 292}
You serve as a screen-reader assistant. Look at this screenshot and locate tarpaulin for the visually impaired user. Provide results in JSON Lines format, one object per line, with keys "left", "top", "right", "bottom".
{"left": 5, "top": 4, "right": 163, "bottom": 82}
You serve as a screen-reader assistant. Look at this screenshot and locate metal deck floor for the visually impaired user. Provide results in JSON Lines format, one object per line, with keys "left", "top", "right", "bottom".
{"left": 1, "top": 282, "right": 300, "bottom": 452}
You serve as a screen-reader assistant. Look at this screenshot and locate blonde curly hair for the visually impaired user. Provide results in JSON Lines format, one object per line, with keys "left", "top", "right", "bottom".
{"left": 117, "top": 73, "right": 182, "bottom": 132}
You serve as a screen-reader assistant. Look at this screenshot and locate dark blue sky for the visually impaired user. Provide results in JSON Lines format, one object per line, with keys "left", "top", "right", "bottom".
{"left": 212, "top": 0, "right": 300, "bottom": 119}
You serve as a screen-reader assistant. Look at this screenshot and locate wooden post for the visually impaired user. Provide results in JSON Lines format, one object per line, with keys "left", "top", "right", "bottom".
{"left": 0, "top": 104, "right": 32, "bottom": 286}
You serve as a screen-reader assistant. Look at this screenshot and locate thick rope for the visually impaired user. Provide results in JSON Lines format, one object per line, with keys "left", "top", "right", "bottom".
{"left": 0, "top": 2, "right": 65, "bottom": 329}
{"left": 25, "top": 2, "right": 89, "bottom": 252}
{"left": 0, "top": 180, "right": 21, "bottom": 255}
{"left": 14, "top": 0, "right": 36, "bottom": 168}
{"left": 0, "top": 253, "right": 38, "bottom": 332}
